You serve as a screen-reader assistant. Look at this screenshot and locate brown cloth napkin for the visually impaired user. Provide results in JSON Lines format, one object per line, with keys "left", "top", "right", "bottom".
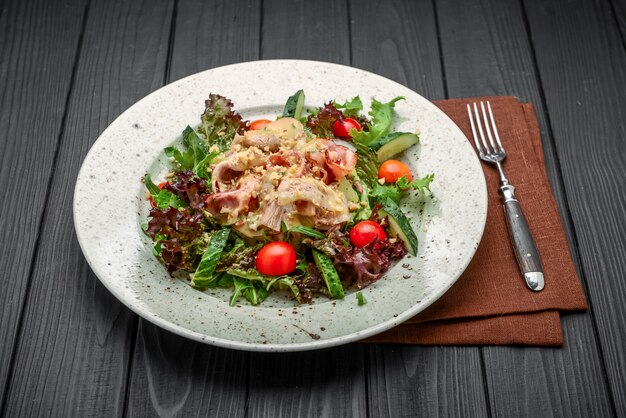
{"left": 365, "top": 96, "right": 587, "bottom": 347}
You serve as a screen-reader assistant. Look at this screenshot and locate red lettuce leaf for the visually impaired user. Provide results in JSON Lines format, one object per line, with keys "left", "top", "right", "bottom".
{"left": 162, "top": 170, "right": 209, "bottom": 211}
{"left": 306, "top": 102, "right": 345, "bottom": 137}
{"left": 146, "top": 206, "right": 206, "bottom": 273}
{"left": 311, "top": 225, "right": 407, "bottom": 289}
{"left": 292, "top": 263, "right": 327, "bottom": 303}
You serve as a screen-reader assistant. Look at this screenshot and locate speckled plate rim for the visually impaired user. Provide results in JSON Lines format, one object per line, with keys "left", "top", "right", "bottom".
{"left": 74, "top": 59, "right": 488, "bottom": 351}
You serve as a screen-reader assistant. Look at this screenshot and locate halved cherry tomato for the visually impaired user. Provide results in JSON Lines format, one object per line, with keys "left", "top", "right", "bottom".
{"left": 256, "top": 242, "right": 297, "bottom": 276}
{"left": 148, "top": 181, "right": 168, "bottom": 207}
{"left": 349, "top": 221, "right": 387, "bottom": 248}
{"left": 249, "top": 119, "right": 272, "bottom": 130}
{"left": 333, "top": 118, "right": 362, "bottom": 139}
{"left": 378, "top": 160, "right": 413, "bottom": 183}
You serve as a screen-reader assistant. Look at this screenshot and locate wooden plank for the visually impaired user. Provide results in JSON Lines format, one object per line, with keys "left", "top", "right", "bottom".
{"left": 261, "top": 0, "right": 350, "bottom": 61}
{"left": 124, "top": 1, "right": 260, "bottom": 416}
{"left": 350, "top": 1, "right": 490, "bottom": 416}
{"left": 0, "top": 0, "right": 89, "bottom": 403}
{"left": 437, "top": 0, "right": 617, "bottom": 415}
{"left": 367, "top": 346, "right": 489, "bottom": 417}
{"left": 245, "top": 2, "right": 368, "bottom": 417}
{"left": 167, "top": 0, "right": 261, "bottom": 82}
{"left": 248, "top": 348, "right": 367, "bottom": 418}
{"left": 1, "top": 0, "right": 174, "bottom": 416}
{"left": 523, "top": 0, "right": 626, "bottom": 414}
{"left": 609, "top": 0, "right": 626, "bottom": 44}
{"left": 126, "top": 322, "right": 248, "bottom": 417}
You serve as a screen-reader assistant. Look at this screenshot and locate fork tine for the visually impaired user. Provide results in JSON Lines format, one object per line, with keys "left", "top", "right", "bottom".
{"left": 486, "top": 101, "right": 505, "bottom": 153}
{"left": 480, "top": 102, "right": 498, "bottom": 152}
{"left": 472, "top": 102, "right": 491, "bottom": 154}
{"left": 467, "top": 104, "right": 484, "bottom": 155}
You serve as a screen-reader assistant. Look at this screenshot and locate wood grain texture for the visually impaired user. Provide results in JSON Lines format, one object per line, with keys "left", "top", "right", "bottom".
{"left": 436, "top": 0, "right": 615, "bottom": 416}
{"left": 609, "top": 0, "right": 626, "bottom": 45}
{"left": 124, "top": 1, "right": 260, "bottom": 416}
{"left": 523, "top": 0, "right": 626, "bottom": 415}
{"left": 168, "top": 0, "right": 261, "bottom": 82}
{"left": 246, "top": 2, "right": 368, "bottom": 417}
{"left": 248, "top": 348, "right": 367, "bottom": 418}
{"left": 2, "top": 0, "right": 174, "bottom": 416}
{"left": 350, "top": 0, "right": 446, "bottom": 100}
{"left": 127, "top": 323, "right": 247, "bottom": 417}
{"left": 261, "top": 0, "right": 350, "bottom": 62}
{"left": 367, "top": 346, "right": 489, "bottom": 418}
{"left": 350, "top": 1, "right": 489, "bottom": 417}
{"left": 0, "top": 0, "right": 88, "bottom": 402}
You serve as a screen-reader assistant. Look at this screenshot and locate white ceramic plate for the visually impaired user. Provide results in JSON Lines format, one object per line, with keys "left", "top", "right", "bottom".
{"left": 74, "top": 60, "right": 487, "bottom": 351}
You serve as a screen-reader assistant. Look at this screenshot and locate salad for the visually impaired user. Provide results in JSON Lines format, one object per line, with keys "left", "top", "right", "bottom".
{"left": 143, "top": 90, "right": 434, "bottom": 306}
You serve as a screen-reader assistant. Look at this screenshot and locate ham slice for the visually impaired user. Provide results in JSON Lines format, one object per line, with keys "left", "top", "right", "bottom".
{"left": 277, "top": 177, "right": 350, "bottom": 227}
{"left": 205, "top": 174, "right": 261, "bottom": 224}
{"left": 258, "top": 200, "right": 287, "bottom": 231}
{"left": 300, "top": 138, "right": 357, "bottom": 181}
{"left": 232, "top": 130, "right": 282, "bottom": 152}
{"left": 211, "top": 148, "right": 266, "bottom": 192}
{"left": 231, "top": 118, "right": 305, "bottom": 152}
{"left": 325, "top": 142, "right": 357, "bottom": 179}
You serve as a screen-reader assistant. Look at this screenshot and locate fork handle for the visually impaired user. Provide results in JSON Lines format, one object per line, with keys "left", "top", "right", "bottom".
{"left": 499, "top": 184, "right": 544, "bottom": 291}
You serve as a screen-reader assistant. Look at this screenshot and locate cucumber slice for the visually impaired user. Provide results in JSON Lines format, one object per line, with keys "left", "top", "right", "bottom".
{"left": 368, "top": 132, "right": 419, "bottom": 162}
{"left": 379, "top": 198, "right": 418, "bottom": 255}
{"left": 282, "top": 90, "right": 305, "bottom": 119}
{"left": 337, "top": 177, "right": 359, "bottom": 203}
{"left": 192, "top": 229, "right": 230, "bottom": 287}
{"left": 312, "top": 250, "right": 344, "bottom": 299}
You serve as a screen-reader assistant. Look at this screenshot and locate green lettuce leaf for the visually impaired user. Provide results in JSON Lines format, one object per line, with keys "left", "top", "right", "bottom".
{"left": 350, "top": 96, "right": 404, "bottom": 145}
{"left": 334, "top": 96, "right": 363, "bottom": 118}
{"left": 144, "top": 174, "right": 186, "bottom": 209}
{"left": 369, "top": 173, "right": 435, "bottom": 205}
{"left": 198, "top": 94, "right": 248, "bottom": 152}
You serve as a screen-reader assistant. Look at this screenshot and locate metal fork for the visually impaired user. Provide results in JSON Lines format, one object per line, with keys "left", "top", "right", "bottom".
{"left": 467, "top": 101, "right": 544, "bottom": 291}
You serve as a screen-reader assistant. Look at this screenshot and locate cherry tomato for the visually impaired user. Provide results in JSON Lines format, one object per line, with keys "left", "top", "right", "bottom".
{"left": 256, "top": 242, "right": 297, "bottom": 276}
{"left": 349, "top": 221, "right": 387, "bottom": 248}
{"left": 378, "top": 160, "right": 413, "bottom": 183}
{"left": 249, "top": 119, "right": 272, "bottom": 130}
{"left": 148, "top": 181, "right": 168, "bottom": 207}
{"left": 333, "top": 118, "right": 362, "bottom": 138}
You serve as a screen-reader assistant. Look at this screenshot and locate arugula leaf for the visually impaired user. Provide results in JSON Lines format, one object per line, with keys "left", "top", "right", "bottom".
{"left": 243, "top": 283, "right": 269, "bottom": 305}
{"left": 165, "top": 126, "right": 219, "bottom": 180}
{"left": 196, "top": 153, "right": 219, "bottom": 182}
{"left": 267, "top": 277, "right": 300, "bottom": 299}
{"left": 229, "top": 269, "right": 273, "bottom": 306}
{"left": 351, "top": 96, "right": 404, "bottom": 145}
{"left": 144, "top": 174, "right": 186, "bottom": 209}
{"left": 229, "top": 277, "right": 253, "bottom": 306}
{"left": 289, "top": 225, "right": 325, "bottom": 239}
{"left": 335, "top": 96, "right": 363, "bottom": 118}
{"left": 216, "top": 273, "right": 234, "bottom": 288}
{"left": 227, "top": 268, "right": 277, "bottom": 284}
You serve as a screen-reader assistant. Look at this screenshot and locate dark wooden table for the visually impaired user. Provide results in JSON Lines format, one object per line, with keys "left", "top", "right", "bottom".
{"left": 2, "top": 0, "right": 625, "bottom": 416}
